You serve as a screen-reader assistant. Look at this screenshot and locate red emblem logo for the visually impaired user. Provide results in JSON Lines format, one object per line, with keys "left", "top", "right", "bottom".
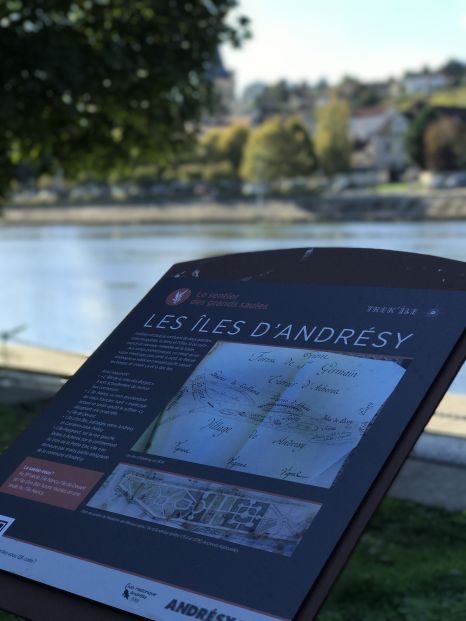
{"left": 166, "top": 288, "right": 192, "bottom": 306}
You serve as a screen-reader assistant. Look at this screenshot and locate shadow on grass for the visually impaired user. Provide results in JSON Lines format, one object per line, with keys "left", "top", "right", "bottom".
{"left": 317, "top": 497, "right": 466, "bottom": 621}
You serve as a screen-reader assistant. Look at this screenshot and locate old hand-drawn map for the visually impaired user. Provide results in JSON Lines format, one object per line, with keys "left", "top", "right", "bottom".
{"left": 134, "top": 342, "right": 406, "bottom": 488}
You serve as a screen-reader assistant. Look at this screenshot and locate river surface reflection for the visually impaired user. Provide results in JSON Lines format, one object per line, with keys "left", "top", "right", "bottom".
{"left": 1, "top": 220, "right": 465, "bottom": 391}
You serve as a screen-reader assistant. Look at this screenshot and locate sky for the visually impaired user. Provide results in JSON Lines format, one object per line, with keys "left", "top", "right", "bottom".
{"left": 222, "top": 0, "right": 466, "bottom": 94}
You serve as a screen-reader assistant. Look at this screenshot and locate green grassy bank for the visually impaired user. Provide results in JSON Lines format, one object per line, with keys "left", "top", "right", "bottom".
{"left": 1, "top": 403, "right": 466, "bottom": 621}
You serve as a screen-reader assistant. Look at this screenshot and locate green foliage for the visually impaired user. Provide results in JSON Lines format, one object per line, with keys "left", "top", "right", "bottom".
{"left": 336, "top": 75, "right": 384, "bottom": 109}
{"left": 440, "top": 59, "right": 466, "bottom": 87}
{"left": 404, "top": 106, "right": 438, "bottom": 168}
{"left": 0, "top": 613, "right": 22, "bottom": 621}
{"left": 393, "top": 87, "right": 466, "bottom": 116}
{"left": 240, "top": 115, "right": 316, "bottom": 184}
{"left": 253, "top": 80, "right": 292, "bottom": 119}
{"left": 374, "top": 182, "right": 414, "bottom": 194}
{"left": 0, "top": 401, "right": 42, "bottom": 620}
{"left": 177, "top": 159, "right": 235, "bottom": 184}
{"left": 199, "top": 123, "right": 249, "bottom": 179}
{"left": 199, "top": 129, "right": 223, "bottom": 163}
{"left": 202, "top": 160, "right": 235, "bottom": 183}
{"left": 190, "top": 123, "right": 249, "bottom": 183}
{"left": 251, "top": 80, "right": 314, "bottom": 123}
{"left": 0, "top": 401, "right": 44, "bottom": 454}
{"left": 429, "top": 86, "right": 466, "bottom": 108}
{"left": 217, "top": 123, "right": 249, "bottom": 175}
{"left": 0, "top": 0, "right": 249, "bottom": 199}
{"left": 424, "top": 117, "right": 466, "bottom": 171}
{"left": 176, "top": 163, "right": 204, "bottom": 183}
{"left": 314, "top": 97, "right": 351, "bottom": 175}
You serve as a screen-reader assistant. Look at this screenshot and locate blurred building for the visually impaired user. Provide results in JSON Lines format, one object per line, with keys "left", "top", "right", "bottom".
{"left": 350, "top": 106, "right": 409, "bottom": 176}
{"left": 400, "top": 70, "right": 451, "bottom": 95}
{"left": 203, "top": 51, "right": 235, "bottom": 126}
{"left": 363, "top": 80, "right": 393, "bottom": 100}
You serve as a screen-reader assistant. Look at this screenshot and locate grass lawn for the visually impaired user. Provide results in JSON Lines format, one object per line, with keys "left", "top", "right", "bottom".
{"left": 0, "top": 402, "right": 45, "bottom": 455}
{"left": 1, "top": 402, "right": 466, "bottom": 620}
{"left": 373, "top": 182, "right": 419, "bottom": 194}
{"left": 393, "top": 86, "right": 466, "bottom": 112}
{"left": 430, "top": 86, "right": 466, "bottom": 108}
{"left": 317, "top": 498, "right": 466, "bottom": 621}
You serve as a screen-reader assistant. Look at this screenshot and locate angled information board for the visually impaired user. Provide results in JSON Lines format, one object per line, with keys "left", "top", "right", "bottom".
{"left": 0, "top": 248, "right": 465, "bottom": 621}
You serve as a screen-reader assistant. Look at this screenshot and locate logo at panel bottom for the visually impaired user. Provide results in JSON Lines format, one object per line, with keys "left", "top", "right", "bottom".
{"left": 122, "top": 582, "right": 157, "bottom": 604}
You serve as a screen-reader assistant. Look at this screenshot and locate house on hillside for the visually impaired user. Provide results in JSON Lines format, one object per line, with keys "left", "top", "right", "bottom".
{"left": 400, "top": 71, "right": 451, "bottom": 95}
{"left": 349, "top": 107, "right": 409, "bottom": 177}
{"left": 362, "top": 80, "right": 393, "bottom": 100}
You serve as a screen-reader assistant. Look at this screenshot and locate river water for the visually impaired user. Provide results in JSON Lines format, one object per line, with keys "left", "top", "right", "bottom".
{"left": 1, "top": 220, "right": 465, "bottom": 391}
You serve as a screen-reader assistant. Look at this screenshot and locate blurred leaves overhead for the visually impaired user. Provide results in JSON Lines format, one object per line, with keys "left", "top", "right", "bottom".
{"left": 0, "top": 0, "right": 249, "bottom": 194}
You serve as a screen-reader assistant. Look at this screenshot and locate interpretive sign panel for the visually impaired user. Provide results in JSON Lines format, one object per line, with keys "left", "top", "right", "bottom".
{"left": 0, "top": 248, "right": 465, "bottom": 621}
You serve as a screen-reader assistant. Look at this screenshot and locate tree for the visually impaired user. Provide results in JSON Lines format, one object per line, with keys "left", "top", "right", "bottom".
{"left": 440, "top": 59, "right": 466, "bottom": 87}
{"left": 240, "top": 116, "right": 316, "bottom": 184}
{"left": 336, "top": 75, "right": 360, "bottom": 100}
{"left": 314, "top": 97, "right": 351, "bottom": 175}
{"left": 335, "top": 76, "right": 383, "bottom": 109}
{"left": 253, "top": 81, "right": 291, "bottom": 121}
{"left": 424, "top": 117, "right": 466, "bottom": 171}
{"left": 0, "top": 1, "right": 249, "bottom": 198}
{"left": 197, "top": 123, "right": 249, "bottom": 181}
{"left": 217, "top": 123, "right": 249, "bottom": 176}
{"left": 238, "top": 81, "right": 266, "bottom": 113}
{"left": 251, "top": 80, "right": 315, "bottom": 124}
{"left": 199, "top": 129, "right": 223, "bottom": 164}
{"left": 202, "top": 160, "right": 235, "bottom": 183}
{"left": 404, "top": 106, "right": 438, "bottom": 169}
{"left": 352, "top": 85, "right": 382, "bottom": 109}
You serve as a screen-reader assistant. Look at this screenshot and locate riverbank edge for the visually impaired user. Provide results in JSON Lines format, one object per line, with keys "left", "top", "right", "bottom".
{"left": 2, "top": 191, "right": 466, "bottom": 224}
